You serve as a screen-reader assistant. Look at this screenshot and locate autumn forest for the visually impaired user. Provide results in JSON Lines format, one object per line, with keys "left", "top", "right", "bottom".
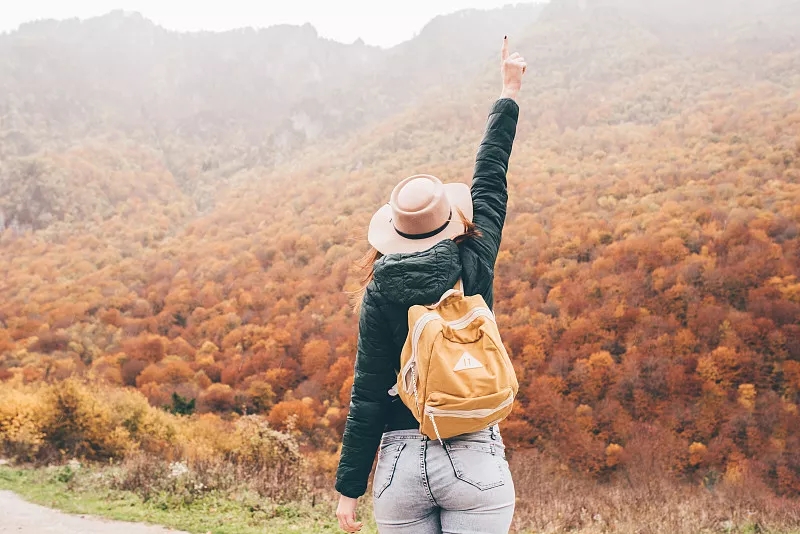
{"left": 1, "top": 0, "right": 800, "bottom": 529}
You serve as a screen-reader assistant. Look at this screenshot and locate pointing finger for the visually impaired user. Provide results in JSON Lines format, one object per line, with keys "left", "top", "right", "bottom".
{"left": 501, "top": 36, "right": 509, "bottom": 61}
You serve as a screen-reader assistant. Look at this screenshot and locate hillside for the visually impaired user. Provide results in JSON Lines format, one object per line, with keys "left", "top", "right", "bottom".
{"left": 1, "top": 0, "right": 800, "bottom": 513}
{"left": 0, "top": 6, "right": 541, "bottom": 215}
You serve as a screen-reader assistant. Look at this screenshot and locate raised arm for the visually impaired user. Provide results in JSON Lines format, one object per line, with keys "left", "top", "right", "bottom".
{"left": 469, "top": 37, "right": 527, "bottom": 265}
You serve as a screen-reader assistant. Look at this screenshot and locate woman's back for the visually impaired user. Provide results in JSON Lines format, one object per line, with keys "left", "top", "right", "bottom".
{"left": 335, "top": 37, "right": 527, "bottom": 534}
{"left": 361, "top": 239, "right": 485, "bottom": 433}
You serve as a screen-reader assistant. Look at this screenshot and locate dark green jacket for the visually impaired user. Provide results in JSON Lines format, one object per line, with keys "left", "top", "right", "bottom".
{"left": 335, "top": 98, "right": 519, "bottom": 498}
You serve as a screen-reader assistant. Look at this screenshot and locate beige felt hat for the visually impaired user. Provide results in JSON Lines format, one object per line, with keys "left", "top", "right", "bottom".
{"left": 368, "top": 174, "right": 473, "bottom": 255}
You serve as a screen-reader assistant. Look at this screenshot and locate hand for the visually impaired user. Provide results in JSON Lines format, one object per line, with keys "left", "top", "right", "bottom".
{"left": 500, "top": 36, "right": 527, "bottom": 100}
{"left": 336, "top": 495, "right": 363, "bottom": 533}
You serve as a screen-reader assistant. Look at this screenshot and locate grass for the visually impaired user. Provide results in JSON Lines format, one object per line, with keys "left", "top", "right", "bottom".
{"left": 0, "top": 465, "right": 378, "bottom": 534}
{"left": 2, "top": 380, "right": 798, "bottom": 533}
{"left": 2, "top": 380, "right": 799, "bottom": 533}
{"left": 2, "top": 461, "right": 800, "bottom": 534}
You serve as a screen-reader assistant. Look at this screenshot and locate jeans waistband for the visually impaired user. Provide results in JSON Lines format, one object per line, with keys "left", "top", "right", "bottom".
{"left": 381, "top": 424, "right": 502, "bottom": 445}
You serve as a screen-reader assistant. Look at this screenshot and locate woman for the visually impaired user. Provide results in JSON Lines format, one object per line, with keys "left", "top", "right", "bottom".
{"left": 335, "top": 37, "right": 527, "bottom": 534}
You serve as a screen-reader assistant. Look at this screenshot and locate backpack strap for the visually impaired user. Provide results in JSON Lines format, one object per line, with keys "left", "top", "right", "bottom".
{"left": 429, "top": 278, "right": 464, "bottom": 309}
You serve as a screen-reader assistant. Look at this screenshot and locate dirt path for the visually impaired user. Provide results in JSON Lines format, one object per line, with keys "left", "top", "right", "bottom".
{"left": 0, "top": 490, "right": 190, "bottom": 534}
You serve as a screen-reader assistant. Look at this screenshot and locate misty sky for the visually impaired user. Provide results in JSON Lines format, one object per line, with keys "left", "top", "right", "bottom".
{"left": 1, "top": 0, "right": 542, "bottom": 47}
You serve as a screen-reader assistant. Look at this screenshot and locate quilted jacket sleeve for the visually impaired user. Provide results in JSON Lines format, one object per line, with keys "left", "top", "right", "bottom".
{"left": 335, "top": 288, "right": 395, "bottom": 498}
{"left": 468, "top": 98, "right": 519, "bottom": 267}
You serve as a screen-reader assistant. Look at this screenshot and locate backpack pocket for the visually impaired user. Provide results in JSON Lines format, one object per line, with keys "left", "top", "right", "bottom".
{"left": 422, "top": 388, "right": 514, "bottom": 440}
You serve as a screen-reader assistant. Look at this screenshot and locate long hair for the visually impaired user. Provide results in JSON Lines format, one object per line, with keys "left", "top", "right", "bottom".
{"left": 351, "top": 209, "right": 481, "bottom": 314}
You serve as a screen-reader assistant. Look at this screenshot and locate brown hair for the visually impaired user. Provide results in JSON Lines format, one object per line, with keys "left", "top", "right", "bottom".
{"left": 351, "top": 210, "right": 481, "bottom": 314}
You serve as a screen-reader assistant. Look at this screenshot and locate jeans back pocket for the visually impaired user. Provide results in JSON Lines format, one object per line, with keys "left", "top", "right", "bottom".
{"left": 444, "top": 441, "right": 505, "bottom": 491}
{"left": 373, "top": 442, "right": 406, "bottom": 499}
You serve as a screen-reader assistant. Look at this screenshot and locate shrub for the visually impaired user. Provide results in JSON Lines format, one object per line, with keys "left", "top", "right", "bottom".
{"left": 101, "top": 385, "right": 177, "bottom": 455}
{"left": 0, "top": 380, "right": 306, "bottom": 501}
{"left": 38, "top": 379, "right": 133, "bottom": 461}
{"left": 230, "top": 416, "right": 305, "bottom": 500}
{"left": 0, "top": 385, "right": 45, "bottom": 461}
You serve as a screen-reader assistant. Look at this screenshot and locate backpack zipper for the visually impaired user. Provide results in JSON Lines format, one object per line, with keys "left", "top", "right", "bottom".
{"left": 446, "top": 307, "right": 495, "bottom": 330}
{"left": 400, "top": 311, "right": 439, "bottom": 400}
{"left": 424, "top": 389, "right": 514, "bottom": 419}
{"left": 428, "top": 413, "right": 445, "bottom": 445}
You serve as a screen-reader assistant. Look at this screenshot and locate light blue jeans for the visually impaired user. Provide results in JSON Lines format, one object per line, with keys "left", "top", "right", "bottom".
{"left": 372, "top": 426, "right": 515, "bottom": 534}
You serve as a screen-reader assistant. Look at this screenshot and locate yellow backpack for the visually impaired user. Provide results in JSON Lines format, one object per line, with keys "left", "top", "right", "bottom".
{"left": 395, "top": 281, "right": 519, "bottom": 442}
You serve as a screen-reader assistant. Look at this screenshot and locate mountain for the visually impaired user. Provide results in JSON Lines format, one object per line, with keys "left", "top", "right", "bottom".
{"left": 0, "top": 6, "right": 542, "bottom": 220}
{"left": 0, "top": 7, "right": 542, "bottom": 208}
{"left": 1, "top": 0, "right": 799, "bottom": 505}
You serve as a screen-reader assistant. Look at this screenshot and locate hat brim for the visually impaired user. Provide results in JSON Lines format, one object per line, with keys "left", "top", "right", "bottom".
{"left": 368, "top": 182, "right": 473, "bottom": 255}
